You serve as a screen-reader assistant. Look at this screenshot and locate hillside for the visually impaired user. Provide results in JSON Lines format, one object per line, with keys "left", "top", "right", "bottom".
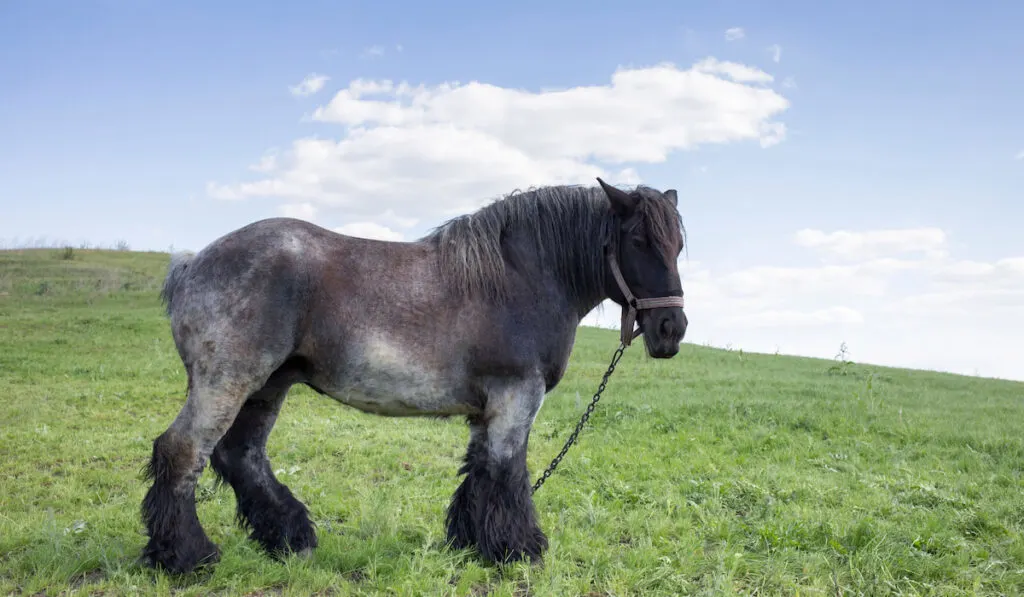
{"left": 1, "top": 248, "right": 1023, "bottom": 596}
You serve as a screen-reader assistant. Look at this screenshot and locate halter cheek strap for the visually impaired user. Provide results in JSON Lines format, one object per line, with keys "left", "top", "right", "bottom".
{"left": 607, "top": 248, "right": 686, "bottom": 346}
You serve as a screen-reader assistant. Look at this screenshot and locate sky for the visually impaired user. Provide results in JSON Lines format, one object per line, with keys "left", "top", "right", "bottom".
{"left": 2, "top": 0, "right": 1023, "bottom": 380}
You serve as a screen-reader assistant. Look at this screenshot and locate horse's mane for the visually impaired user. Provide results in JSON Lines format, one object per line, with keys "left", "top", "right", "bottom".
{"left": 421, "top": 183, "right": 684, "bottom": 304}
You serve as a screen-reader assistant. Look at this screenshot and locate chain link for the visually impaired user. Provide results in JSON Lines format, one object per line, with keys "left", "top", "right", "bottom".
{"left": 531, "top": 343, "right": 628, "bottom": 494}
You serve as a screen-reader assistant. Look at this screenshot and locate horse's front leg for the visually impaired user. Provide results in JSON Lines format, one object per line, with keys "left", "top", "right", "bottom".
{"left": 446, "top": 378, "right": 548, "bottom": 564}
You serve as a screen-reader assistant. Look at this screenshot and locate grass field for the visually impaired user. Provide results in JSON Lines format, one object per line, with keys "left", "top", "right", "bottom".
{"left": 1, "top": 247, "right": 1023, "bottom": 596}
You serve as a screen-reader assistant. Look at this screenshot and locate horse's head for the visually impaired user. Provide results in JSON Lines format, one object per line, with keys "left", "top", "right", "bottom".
{"left": 598, "top": 177, "right": 687, "bottom": 359}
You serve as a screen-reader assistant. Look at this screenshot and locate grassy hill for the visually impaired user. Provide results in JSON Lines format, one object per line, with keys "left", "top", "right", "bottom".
{"left": 1, "top": 248, "right": 1023, "bottom": 596}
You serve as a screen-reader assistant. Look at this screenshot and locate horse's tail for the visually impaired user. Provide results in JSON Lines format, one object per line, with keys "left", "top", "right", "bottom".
{"left": 160, "top": 251, "right": 195, "bottom": 316}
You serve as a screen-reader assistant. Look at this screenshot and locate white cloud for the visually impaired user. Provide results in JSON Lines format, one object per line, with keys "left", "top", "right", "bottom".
{"left": 376, "top": 208, "right": 419, "bottom": 230}
{"left": 275, "top": 203, "right": 416, "bottom": 239}
{"left": 720, "top": 306, "right": 864, "bottom": 328}
{"left": 768, "top": 44, "right": 782, "bottom": 63}
{"left": 209, "top": 59, "right": 789, "bottom": 221}
{"left": 583, "top": 226, "right": 1024, "bottom": 381}
{"left": 694, "top": 57, "right": 773, "bottom": 83}
{"left": 334, "top": 222, "right": 403, "bottom": 241}
{"left": 278, "top": 202, "right": 317, "bottom": 220}
{"left": 289, "top": 74, "right": 329, "bottom": 97}
{"left": 891, "top": 287, "right": 1024, "bottom": 317}
{"left": 758, "top": 122, "right": 787, "bottom": 148}
{"left": 725, "top": 27, "right": 745, "bottom": 41}
{"left": 361, "top": 45, "right": 386, "bottom": 58}
{"left": 714, "top": 260, "right": 917, "bottom": 299}
{"left": 249, "top": 152, "right": 278, "bottom": 173}
{"left": 794, "top": 227, "right": 947, "bottom": 260}
{"left": 782, "top": 76, "right": 797, "bottom": 89}
{"left": 930, "top": 257, "right": 1024, "bottom": 290}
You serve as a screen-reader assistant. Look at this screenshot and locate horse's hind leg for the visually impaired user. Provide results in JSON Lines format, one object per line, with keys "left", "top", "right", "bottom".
{"left": 446, "top": 378, "right": 549, "bottom": 564}
{"left": 141, "top": 378, "right": 254, "bottom": 574}
{"left": 210, "top": 370, "right": 316, "bottom": 559}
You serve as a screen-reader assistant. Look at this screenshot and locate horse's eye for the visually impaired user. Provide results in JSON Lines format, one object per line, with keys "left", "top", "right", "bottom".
{"left": 630, "top": 233, "right": 648, "bottom": 248}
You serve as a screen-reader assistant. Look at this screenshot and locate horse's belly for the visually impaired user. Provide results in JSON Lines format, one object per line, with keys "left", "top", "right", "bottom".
{"left": 318, "top": 333, "right": 478, "bottom": 417}
{"left": 327, "top": 386, "right": 477, "bottom": 417}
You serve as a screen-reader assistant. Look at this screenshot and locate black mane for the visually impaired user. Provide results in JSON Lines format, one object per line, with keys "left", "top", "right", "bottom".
{"left": 422, "top": 183, "right": 683, "bottom": 305}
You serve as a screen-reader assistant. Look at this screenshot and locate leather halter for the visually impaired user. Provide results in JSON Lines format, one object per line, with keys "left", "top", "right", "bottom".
{"left": 607, "top": 247, "right": 686, "bottom": 346}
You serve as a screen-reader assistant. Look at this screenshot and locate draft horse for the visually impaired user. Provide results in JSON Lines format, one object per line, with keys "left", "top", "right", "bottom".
{"left": 141, "top": 178, "right": 688, "bottom": 573}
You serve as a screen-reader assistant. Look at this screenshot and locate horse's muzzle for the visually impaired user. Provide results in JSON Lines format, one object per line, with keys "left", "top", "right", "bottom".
{"left": 643, "top": 308, "right": 687, "bottom": 358}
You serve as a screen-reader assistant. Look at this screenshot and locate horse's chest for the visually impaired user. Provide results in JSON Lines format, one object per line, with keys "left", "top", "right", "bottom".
{"left": 321, "top": 334, "right": 476, "bottom": 416}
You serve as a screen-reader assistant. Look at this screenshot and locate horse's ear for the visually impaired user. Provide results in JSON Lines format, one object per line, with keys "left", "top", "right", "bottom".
{"left": 597, "top": 177, "right": 636, "bottom": 217}
{"left": 663, "top": 189, "right": 678, "bottom": 206}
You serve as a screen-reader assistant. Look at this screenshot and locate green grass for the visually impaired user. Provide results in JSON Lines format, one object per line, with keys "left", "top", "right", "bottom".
{"left": 2, "top": 248, "right": 1023, "bottom": 596}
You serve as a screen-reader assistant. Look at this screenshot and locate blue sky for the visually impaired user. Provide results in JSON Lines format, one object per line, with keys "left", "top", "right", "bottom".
{"left": 2, "top": 0, "right": 1023, "bottom": 380}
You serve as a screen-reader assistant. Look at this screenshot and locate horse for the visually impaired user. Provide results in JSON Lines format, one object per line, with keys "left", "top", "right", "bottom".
{"left": 141, "top": 177, "right": 688, "bottom": 574}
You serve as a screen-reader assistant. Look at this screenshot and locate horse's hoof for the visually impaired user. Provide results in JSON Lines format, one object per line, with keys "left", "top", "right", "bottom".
{"left": 479, "top": 531, "right": 548, "bottom": 567}
{"left": 140, "top": 540, "right": 220, "bottom": 575}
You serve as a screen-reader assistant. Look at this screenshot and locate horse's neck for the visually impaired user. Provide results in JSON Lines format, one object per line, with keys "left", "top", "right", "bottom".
{"left": 503, "top": 207, "right": 610, "bottom": 318}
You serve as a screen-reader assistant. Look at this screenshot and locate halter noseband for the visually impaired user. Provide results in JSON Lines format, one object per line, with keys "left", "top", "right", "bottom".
{"left": 606, "top": 247, "right": 686, "bottom": 346}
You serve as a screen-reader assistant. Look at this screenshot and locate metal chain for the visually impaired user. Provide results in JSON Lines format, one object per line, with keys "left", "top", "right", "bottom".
{"left": 531, "top": 342, "right": 628, "bottom": 494}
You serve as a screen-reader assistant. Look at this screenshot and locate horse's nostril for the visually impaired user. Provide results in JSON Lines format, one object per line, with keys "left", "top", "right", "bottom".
{"left": 660, "top": 318, "right": 676, "bottom": 337}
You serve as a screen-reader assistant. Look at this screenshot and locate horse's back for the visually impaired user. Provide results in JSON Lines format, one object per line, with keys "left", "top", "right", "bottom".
{"left": 173, "top": 216, "right": 434, "bottom": 306}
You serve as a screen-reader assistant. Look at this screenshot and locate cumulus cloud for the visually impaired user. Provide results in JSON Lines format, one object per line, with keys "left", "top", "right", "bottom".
{"left": 933, "top": 257, "right": 1024, "bottom": 281}
{"left": 583, "top": 226, "right": 1024, "bottom": 381}
{"left": 361, "top": 45, "right": 386, "bottom": 59}
{"left": 720, "top": 306, "right": 865, "bottom": 328}
{"left": 725, "top": 27, "right": 745, "bottom": 41}
{"left": 693, "top": 57, "right": 773, "bottom": 83}
{"left": 768, "top": 44, "right": 782, "bottom": 63}
{"left": 209, "top": 59, "right": 790, "bottom": 222}
{"left": 289, "top": 74, "right": 329, "bottom": 97}
{"left": 891, "top": 287, "right": 1024, "bottom": 317}
{"left": 794, "top": 227, "right": 948, "bottom": 260}
{"left": 714, "top": 260, "right": 917, "bottom": 299}
{"left": 249, "top": 152, "right": 278, "bottom": 173}
{"left": 278, "top": 202, "right": 317, "bottom": 220}
{"left": 334, "top": 222, "right": 403, "bottom": 241}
